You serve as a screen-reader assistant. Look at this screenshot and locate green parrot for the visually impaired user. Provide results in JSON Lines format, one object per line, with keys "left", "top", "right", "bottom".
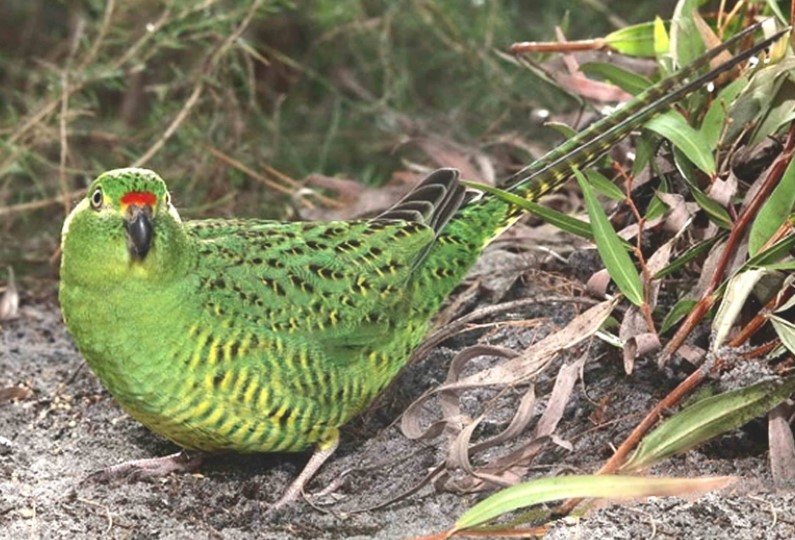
{"left": 59, "top": 24, "right": 786, "bottom": 509}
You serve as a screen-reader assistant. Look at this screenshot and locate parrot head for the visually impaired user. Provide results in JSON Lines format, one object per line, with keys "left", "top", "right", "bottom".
{"left": 60, "top": 168, "right": 187, "bottom": 286}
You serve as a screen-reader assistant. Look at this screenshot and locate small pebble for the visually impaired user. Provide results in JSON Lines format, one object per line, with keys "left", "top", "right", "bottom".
{"left": 18, "top": 507, "right": 35, "bottom": 519}
{"left": 0, "top": 435, "right": 12, "bottom": 455}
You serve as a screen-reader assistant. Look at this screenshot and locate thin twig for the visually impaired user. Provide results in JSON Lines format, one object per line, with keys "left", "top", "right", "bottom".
{"left": 203, "top": 145, "right": 340, "bottom": 208}
{"left": 617, "top": 161, "right": 657, "bottom": 334}
{"left": 132, "top": 1, "right": 263, "bottom": 167}
{"left": 0, "top": 190, "right": 86, "bottom": 218}
{"left": 77, "top": 0, "right": 116, "bottom": 72}
{"left": 59, "top": 72, "right": 73, "bottom": 217}
{"left": 132, "top": 82, "right": 205, "bottom": 168}
{"left": 77, "top": 497, "right": 113, "bottom": 534}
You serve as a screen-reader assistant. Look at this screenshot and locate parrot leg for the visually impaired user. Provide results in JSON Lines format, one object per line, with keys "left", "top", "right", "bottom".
{"left": 85, "top": 450, "right": 204, "bottom": 482}
{"left": 267, "top": 433, "right": 340, "bottom": 512}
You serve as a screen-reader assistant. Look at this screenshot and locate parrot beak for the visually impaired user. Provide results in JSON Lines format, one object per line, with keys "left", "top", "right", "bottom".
{"left": 124, "top": 204, "right": 154, "bottom": 261}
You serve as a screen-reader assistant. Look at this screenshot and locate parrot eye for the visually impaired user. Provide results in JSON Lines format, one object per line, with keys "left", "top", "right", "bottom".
{"left": 165, "top": 192, "right": 171, "bottom": 206}
{"left": 90, "top": 188, "right": 103, "bottom": 210}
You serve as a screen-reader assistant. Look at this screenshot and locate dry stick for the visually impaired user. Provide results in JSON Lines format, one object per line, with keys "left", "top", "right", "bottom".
{"left": 510, "top": 39, "right": 603, "bottom": 54}
{"left": 742, "top": 339, "right": 780, "bottom": 360}
{"left": 132, "top": 82, "right": 204, "bottom": 168}
{"left": 659, "top": 121, "right": 795, "bottom": 366}
{"left": 729, "top": 284, "right": 795, "bottom": 350}
{"left": 203, "top": 146, "right": 298, "bottom": 197}
{"left": 618, "top": 161, "right": 658, "bottom": 334}
{"left": 58, "top": 7, "right": 89, "bottom": 216}
{"left": 203, "top": 145, "right": 342, "bottom": 208}
{"left": 132, "top": 2, "right": 262, "bottom": 167}
{"left": 59, "top": 71, "right": 72, "bottom": 217}
{"left": 76, "top": 0, "right": 116, "bottom": 72}
{"left": 0, "top": 190, "right": 86, "bottom": 218}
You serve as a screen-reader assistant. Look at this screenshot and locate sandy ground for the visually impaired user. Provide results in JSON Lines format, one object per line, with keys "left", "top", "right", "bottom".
{"left": 3, "top": 249, "right": 795, "bottom": 539}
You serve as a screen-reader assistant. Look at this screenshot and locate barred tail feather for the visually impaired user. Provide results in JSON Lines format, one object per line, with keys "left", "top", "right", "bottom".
{"left": 417, "top": 22, "right": 787, "bottom": 313}
{"left": 507, "top": 22, "right": 788, "bottom": 205}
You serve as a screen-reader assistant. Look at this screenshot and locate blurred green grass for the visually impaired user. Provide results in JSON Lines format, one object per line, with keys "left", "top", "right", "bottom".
{"left": 0, "top": 0, "right": 667, "bottom": 286}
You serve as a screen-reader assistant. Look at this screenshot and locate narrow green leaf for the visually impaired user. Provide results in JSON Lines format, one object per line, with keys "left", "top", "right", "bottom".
{"left": 545, "top": 121, "right": 578, "bottom": 139}
{"left": 585, "top": 170, "right": 625, "bottom": 201}
{"left": 453, "top": 474, "right": 734, "bottom": 533}
{"left": 671, "top": 0, "right": 705, "bottom": 66}
{"left": 646, "top": 110, "right": 716, "bottom": 175}
{"left": 700, "top": 77, "right": 747, "bottom": 150}
{"left": 660, "top": 298, "right": 697, "bottom": 334}
{"left": 625, "top": 376, "right": 795, "bottom": 472}
{"left": 645, "top": 192, "right": 668, "bottom": 221}
{"left": 689, "top": 187, "right": 732, "bottom": 229}
{"left": 764, "top": 0, "right": 788, "bottom": 23}
{"left": 759, "top": 260, "right": 795, "bottom": 271}
{"left": 771, "top": 315, "right": 795, "bottom": 355}
{"left": 654, "top": 234, "right": 723, "bottom": 279}
{"left": 460, "top": 180, "right": 595, "bottom": 240}
{"left": 747, "top": 230, "right": 795, "bottom": 268}
{"left": 632, "top": 134, "right": 656, "bottom": 177}
{"left": 653, "top": 16, "right": 672, "bottom": 73}
{"left": 673, "top": 151, "right": 733, "bottom": 229}
{"left": 711, "top": 269, "right": 766, "bottom": 349}
{"left": 574, "top": 167, "right": 644, "bottom": 305}
{"left": 723, "top": 60, "right": 786, "bottom": 145}
{"left": 604, "top": 21, "right": 657, "bottom": 57}
{"left": 580, "top": 62, "right": 651, "bottom": 96}
{"left": 748, "top": 158, "right": 795, "bottom": 256}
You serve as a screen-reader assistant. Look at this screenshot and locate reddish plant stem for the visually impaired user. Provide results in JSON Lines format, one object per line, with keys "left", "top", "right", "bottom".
{"left": 660, "top": 121, "right": 795, "bottom": 365}
{"left": 729, "top": 284, "right": 795, "bottom": 348}
{"left": 741, "top": 340, "right": 779, "bottom": 360}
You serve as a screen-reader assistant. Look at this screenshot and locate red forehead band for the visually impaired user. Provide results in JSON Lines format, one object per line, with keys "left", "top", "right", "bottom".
{"left": 120, "top": 191, "right": 157, "bottom": 207}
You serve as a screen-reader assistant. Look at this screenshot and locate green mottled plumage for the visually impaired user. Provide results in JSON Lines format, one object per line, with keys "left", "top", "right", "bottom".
{"left": 59, "top": 27, "right": 783, "bottom": 498}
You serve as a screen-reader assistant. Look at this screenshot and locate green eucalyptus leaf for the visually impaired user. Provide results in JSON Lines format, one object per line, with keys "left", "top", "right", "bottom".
{"left": 670, "top": 0, "right": 706, "bottom": 66}
{"left": 625, "top": 376, "right": 795, "bottom": 472}
{"left": 580, "top": 62, "right": 650, "bottom": 96}
{"left": 585, "top": 169, "right": 626, "bottom": 201}
{"left": 749, "top": 158, "right": 795, "bottom": 256}
{"left": 654, "top": 235, "right": 722, "bottom": 279}
{"left": 604, "top": 22, "right": 657, "bottom": 57}
{"left": 545, "top": 121, "right": 578, "bottom": 139}
{"left": 712, "top": 269, "right": 766, "bottom": 349}
{"left": 646, "top": 110, "right": 716, "bottom": 175}
{"left": 453, "top": 474, "right": 734, "bottom": 533}
{"left": 574, "top": 167, "right": 644, "bottom": 305}
{"left": 700, "top": 77, "right": 747, "bottom": 150}
{"left": 660, "top": 298, "right": 698, "bottom": 334}
{"left": 460, "top": 180, "right": 595, "bottom": 240}
{"left": 653, "top": 16, "right": 673, "bottom": 73}
{"left": 770, "top": 315, "right": 795, "bottom": 355}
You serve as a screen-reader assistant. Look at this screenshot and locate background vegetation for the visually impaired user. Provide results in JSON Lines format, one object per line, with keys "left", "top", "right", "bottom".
{"left": 1, "top": 0, "right": 668, "bottom": 286}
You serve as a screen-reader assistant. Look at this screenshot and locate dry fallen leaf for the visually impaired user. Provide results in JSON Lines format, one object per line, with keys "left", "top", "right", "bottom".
{"left": 0, "top": 266, "right": 19, "bottom": 321}
{"left": 0, "top": 386, "right": 33, "bottom": 404}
